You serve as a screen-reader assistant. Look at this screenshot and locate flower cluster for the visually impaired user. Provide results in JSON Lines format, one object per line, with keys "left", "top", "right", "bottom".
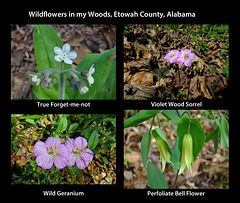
{"left": 33, "top": 136, "right": 93, "bottom": 170}
{"left": 164, "top": 49, "right": 196, "bottom": 67}
{"left": 30, "top": 43, "right": 95, "bottom": 96}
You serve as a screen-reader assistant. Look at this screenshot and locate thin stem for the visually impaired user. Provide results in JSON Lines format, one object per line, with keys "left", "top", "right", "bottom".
{"left": 178, "top": 67, "right": 181, "bottom": 100}
{"left": 173, "top": 155, "right": 181, "bottom": 189}
{"left": 59, "top": 62, "right": 65, "bottom": 100}
{"left": 149, "top": 115, "right": 155, "bottom": 132}
{"left": 187, "top": 75, "right": 192, "bottom": 100}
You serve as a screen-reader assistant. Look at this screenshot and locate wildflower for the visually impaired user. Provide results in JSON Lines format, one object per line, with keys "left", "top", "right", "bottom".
{"left": 177, "top": 49, "right": 196, "bottom": 67}
{"left": 156, "top": 137, "right": 172, "bottom": 172}
{"left": 33, "top": 137, "right": 69, "bottom": 169}
{"left": 30, "top": 72, "right": 45, "bottom": 86}
{"left": 178, "top": 134, "right": 194, "bottom": 175}
{"left": 86, "top": 64, "right": 95, "bottom": 86}
{"left": 164, "top": 50, "right": 180, "bottom": 64}
{"left": 65, "top": 136, "right": 93, "bottom": 169}
{"left": 54, "top": 43, "right": 77, "bottom": 64}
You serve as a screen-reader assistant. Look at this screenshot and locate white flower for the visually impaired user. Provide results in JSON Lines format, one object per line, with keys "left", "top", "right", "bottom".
{"left": 86, "top": 64, "right": 95, "bottom": 86}
{"left": 80, "top": 86, "right": 89, "bottom": 95}
{"left": 54, "top": 43, "right": 77, "bottom": 64}
{"left": 30, "top": 74, "right": 41, "bottom": 86}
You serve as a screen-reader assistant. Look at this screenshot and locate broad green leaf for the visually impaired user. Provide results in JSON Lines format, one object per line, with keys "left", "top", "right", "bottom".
{"left": 57, "top": 116, "right": 68, "bottom": 133}
{"left": 216, "top": 117, "right": 229, "bottom": 150}
{"left": 71, "top": 48, "right": 116, "bottom": 100}
{"left": 177, "top": 115, "right": 205, "bottom": 160}
{"left": 124, "top": 110, "right": 162, "bottom": 128}
{"left": 147, "top": 162, "right": 168, "bottom": 189}
{"left": 90, "top": 58, "right": 116, "bottom": 99}
{"left": 88, "top": 130, "right": 99, "bottom": 150}
{"left": 205, "top": 128, "right": 219, "bottom": 143}
{"left": 32, "top": 24, "right": 72, "bottom": 99}
{"left": 152, "top": 128, "right": 172, "bottom": 155}
{"left": 141, "top": 132, "right": 151, "bottom": 167}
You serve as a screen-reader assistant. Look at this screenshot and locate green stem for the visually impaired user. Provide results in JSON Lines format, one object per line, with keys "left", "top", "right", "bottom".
{"left": 178, "top": 67, "right": 181, "bottom": 100}
{"left": 59, "top": 62, "right": 65, "bottom": 100}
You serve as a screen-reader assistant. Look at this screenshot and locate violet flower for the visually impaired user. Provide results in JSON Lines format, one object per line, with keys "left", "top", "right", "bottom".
{"left": 164, "top": 50, "right": 180, "bottom": 64}
{"left": 65, "top": 136, "right": 93, "bottom": 169}
{"left": 33, "top": 137, "right": 69, "bottom": 169}
{"left": 177, "top": 49, "right": 196, "bottom": 67}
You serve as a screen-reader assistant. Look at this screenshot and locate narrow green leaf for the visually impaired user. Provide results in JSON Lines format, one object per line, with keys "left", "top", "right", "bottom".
{"left": 216, "top": 117, "right": 229, "bottom": 150}
{"left": 124, "top": 110, "right": 162, "bottom": 128}
{"left": 68, "top": 123, "right": 79, "bottom": 132}
{"left": 141, "top": 132, "right": 151, "bottom": 167}
{"left": 147, "top": 162, "right": 168, "bottom": 189}
{"left": 170, "top": 136, "right": 181, "bottom": 170}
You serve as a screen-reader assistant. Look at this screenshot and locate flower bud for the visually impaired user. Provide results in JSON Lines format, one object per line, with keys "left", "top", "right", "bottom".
{"left": 156, "top": 137, "right": 172, "bottom": 172}
{"left": 178, "top": 134, "right": 194, "bottom": 175}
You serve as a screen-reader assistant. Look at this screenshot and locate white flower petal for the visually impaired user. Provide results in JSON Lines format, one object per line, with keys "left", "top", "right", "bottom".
{"left": 54, "top": 47, "right": 62, "bottom": 55}
{"left": 62, "top": 43, "right": 70, "bottom": 54}
{"left": 88, "top": 76, "right": 94, "bottom": 86}
{"left": 64, "top": 58, "right": 73, "bottom": 64}
{"left": 68, "top": 51, "right": 77, "bottom": 59}
{"left": 89, "top": 65, "right": 95, "bottom": 75}
{"left": 54, "top": 55, "right": 62, "bottom": 62}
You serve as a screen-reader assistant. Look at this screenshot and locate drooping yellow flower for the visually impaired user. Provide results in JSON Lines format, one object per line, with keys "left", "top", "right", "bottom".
{"left": 156, "top": 137, "right": 172, "bottom": 172}
{"left": 178, "top": 134, "right": 194, "bottom": 175}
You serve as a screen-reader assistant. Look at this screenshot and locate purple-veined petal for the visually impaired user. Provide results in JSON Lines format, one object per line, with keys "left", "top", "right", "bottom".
{"left": 189, "top": 53, "right": 196, "bottom": 59}
{"left": 74, "top": 137, "right": 88, "bottom": 150}
{"left": 45, "top": 137, "right": 61, "bottom": 148}
{"left": 36, "top": 154, "right": 53, "bottom": 169}
{"left": 65, "top": 138, "right": 75, "bottom": 152}
{"left": 75, "top": 156, "right": 88, "bottom": 169}
{"left": 164, "top": 55, "right": 171, "bottom": 62}
{"left": 169, "top": 56, "right": 178, "bottom": 63}
{"left": 67, "top": 153, "right": 76, "bottom": 167}
{"left": 53, "top": 155, "right": 67, "bottom": 169}
{"left": 33, "top": 141, "right": 48, "bottom": 156}
{"left": 81, "top": 148, "right": 94, "bottom": 162}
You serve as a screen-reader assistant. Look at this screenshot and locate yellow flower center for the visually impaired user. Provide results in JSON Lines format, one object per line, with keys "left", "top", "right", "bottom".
{"left": 72, "top": 147, "right": 84, "bottom": 157}
{"left": 48, "top": 145, "right": 58, "bottom": 157}
{"left": 170, "top": 54, "right": 174, "bottom": 57}
{"left": 184, "top": 55, "right": 189, "bottom": 60}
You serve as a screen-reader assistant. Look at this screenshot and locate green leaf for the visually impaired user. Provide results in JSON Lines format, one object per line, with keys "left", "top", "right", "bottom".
{"left": 90, "top": 57, "right": 116, "bottom": 99}
{"left": 71, "top": 48, "right": 116, "bottom": 100}
{"left": 205, "top": 128, "right": 219, "bottom": 143}
{"left": 147, "top": 162, "right": 168, "bottom": 189}
{"left": 177, "top": 115, "right": 205, "bottom": 160}
{"left": 68, "top": 123, "right": 79, "bottom": 132}
{"left": 124, "top": 110, "right": 162, "bottom": 128}
{"left": 141, "top": 132, "right": 151, "bottom": 167}
{"left": 170, "top": 136, "right": 181, "bottom": 170}
{"left": 152, "top": 128, "right": 172, "bottom": 155}
{"left": 88, "top": 130, "right": 99, "bottom": 150}
{"left": 57, "top": 116, "right": 68, "bottom": 133}
{"left": 32, "top": 24, "right": 72, "bottom": 99}
{"left": 161, "top": 110, "right": 185, "bottom": 124}
{"left": 216, "top": 117, "right": 229, "bottom": 150}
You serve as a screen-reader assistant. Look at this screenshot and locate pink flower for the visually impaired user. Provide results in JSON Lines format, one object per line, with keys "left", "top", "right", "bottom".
{"left": 177, "top": 49, "right": 196, "bottom": 67}
{"left": 164, "top": 50, "right": 180, "bottom": 64}
{"left": 33, "top": 137, "right": 69, "bottom": 169}
{"left": 65, "top": 137, "right": 93, "bottom": 169}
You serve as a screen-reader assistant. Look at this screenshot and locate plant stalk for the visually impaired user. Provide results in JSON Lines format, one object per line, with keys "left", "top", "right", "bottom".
{"left": 187, "top": 75, "right": 192, "bottom": 100}
{"left": 59, "top": 62, "right": 65, "bottom": 100}
{"left": 178, "top": 67, "right": 181, "bottom": 100}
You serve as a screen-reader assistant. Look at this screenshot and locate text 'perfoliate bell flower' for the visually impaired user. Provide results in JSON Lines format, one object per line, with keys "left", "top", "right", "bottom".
{"left": 156, "top": 137, "right": 172, "bottom": 172}
{"left": 178, "top": 134, "right": 194, "bottom": 175}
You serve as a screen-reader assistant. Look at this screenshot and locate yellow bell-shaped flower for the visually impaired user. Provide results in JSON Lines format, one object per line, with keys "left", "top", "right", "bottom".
{"left": 156, "top": 137, "right": 172, "bottom": 172}
{"left": 178, "top": 134, "right": 194, "bottom": 175}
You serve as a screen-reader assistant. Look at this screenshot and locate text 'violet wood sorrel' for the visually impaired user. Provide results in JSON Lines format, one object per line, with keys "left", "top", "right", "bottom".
{"left": 30, "top": 43, "right": 95, "bottom": 100}
{"left": 164, "top": 49, "right": 196, "bottom": 99}
{"left": 33, "top": 136, "right": 94, "bottom": 170}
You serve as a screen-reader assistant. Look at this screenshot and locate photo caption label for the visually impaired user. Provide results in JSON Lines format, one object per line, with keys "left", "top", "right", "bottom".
{"left": 151, "top": 101, "right": 202, "bottom": 108}
{"left": 37, "top": 101, "right": 90, "bottom": 108}
{"left": 147, "top": 190, "right": 205, "bottom": 197}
